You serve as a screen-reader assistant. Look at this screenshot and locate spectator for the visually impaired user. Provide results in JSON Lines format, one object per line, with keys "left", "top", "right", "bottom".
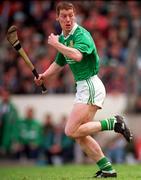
{"left": 0, "top": 88, "right": 19, "bottom": 157}
{"left": 42, "top": 113, "right": 54, "bottom": 137}
{"left": 12, "top": 107, "right": 42, "bottom": 160}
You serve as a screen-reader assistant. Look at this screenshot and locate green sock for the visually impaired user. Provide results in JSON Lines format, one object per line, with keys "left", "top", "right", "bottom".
{"left": 97, "top": 157, "right": 115, "bottom": 172}
{"left": 100, "top": 117, "right": 116, "bottom": 131}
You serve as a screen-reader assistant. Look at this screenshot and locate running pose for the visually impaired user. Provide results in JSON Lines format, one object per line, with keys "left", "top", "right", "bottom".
{"left": 34, "top": 1, "right": 132, "bottom": 178}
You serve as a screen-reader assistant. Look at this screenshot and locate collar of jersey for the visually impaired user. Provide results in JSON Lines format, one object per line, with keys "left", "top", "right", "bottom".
{"left": 62, "top": 23, "right": 78, "bottom": 40}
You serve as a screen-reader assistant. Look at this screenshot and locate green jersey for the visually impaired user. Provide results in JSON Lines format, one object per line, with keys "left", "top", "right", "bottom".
{"left": 55, "top": 24, "right": 99, "bottom": 81}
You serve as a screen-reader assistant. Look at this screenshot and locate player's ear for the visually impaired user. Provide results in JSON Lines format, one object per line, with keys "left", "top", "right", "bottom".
{"left": 56, "top": 13, "right": 59, "bottom": 21}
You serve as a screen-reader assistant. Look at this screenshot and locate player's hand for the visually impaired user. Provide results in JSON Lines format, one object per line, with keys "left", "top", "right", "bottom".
{"left": 48, "top": 33, "right": 59, "bottom": 47}
{"left": 34, "top": 74, "right": 44, "bottom": 86}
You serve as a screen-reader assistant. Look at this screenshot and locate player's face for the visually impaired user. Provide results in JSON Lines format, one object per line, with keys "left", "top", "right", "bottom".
{"left": 57, "top": 9, "right": 75, "bottom": 36}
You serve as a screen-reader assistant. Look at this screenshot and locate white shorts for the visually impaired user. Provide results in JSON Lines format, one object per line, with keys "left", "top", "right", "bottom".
{"left": 74, "top": 75, "right": 106, "bottom": 109}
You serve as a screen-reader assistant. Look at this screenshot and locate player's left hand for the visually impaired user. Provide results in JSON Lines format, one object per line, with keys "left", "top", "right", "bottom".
{"left": 48, "top": 33, "right": 59, "bottom": 47}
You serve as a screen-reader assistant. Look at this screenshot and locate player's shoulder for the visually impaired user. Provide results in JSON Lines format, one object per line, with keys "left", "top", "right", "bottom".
{"left": 75, "top": 25, "right": 91, "bottom": 37}
{"left": 77, "top": 25, "right": 89, "bottom": 32}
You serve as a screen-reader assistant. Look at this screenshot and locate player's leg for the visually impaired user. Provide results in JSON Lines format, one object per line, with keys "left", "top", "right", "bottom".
{"left": 65, "top": 103, "right": 116, "bottom": 177}
{"left": 65, "top": 75, "right": 104, "bottom": 138}
{"left": 64, "top": 103, "right": 115, "bottom": 138}
{"left": 65, "top": 103, "right": 103, "bottom": 162}
{"left": 76, "top": 136, "right": 104, "bottom": 162}
{"left": 76, "top": 136, "right": 117, "bottom": 178}
{"left": 66, "top": 75, "right": 132, "bottom": 142}
{"left": 65, "top": 103, "right": 100, "bottom": 138}
{"left": 65, "top": 75, "right": 130, "bottom": 177}
{"left": 67, "top": 111, "right": 132, "bottom": 142}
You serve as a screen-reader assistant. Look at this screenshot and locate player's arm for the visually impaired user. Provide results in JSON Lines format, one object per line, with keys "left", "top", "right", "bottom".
{"left": 48, "top": 33, "right": 83, "bottom": 62}
{"left": 34, "top": 62, "right": 63, "bottom": 86}
{"left": 43, "top": 62, "right": 63, "bottom": 79}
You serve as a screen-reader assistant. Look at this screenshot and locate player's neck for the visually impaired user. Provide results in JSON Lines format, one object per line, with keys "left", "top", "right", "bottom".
{"left": 63, "top": 30, "right": 71, "bottom": 37}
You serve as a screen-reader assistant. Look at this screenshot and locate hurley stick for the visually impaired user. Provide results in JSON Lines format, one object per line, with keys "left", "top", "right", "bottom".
{"left": 7, "top": 25, "right": 47, "bottom": 94}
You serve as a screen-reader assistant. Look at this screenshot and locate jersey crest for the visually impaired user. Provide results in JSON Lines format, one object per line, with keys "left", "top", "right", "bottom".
{"left": 69, "top": 40, "right": 74, "bottom": 47}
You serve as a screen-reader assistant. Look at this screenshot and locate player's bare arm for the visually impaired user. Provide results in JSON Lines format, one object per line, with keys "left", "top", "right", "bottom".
{"left": 43, "top": 62, "right": 63, "bottom": 78}
{"left": 48, "top": 33, "right": 82, "bottom": 62}
{"left": 34, "top": 62, "right": 63, "bottom": 86}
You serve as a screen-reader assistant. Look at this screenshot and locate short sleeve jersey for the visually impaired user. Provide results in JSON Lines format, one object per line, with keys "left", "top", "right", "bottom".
{"left": 55, "top": 24, "right": 100, "bottom": 81}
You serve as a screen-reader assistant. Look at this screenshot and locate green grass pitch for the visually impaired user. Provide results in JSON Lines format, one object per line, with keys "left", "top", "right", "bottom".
{"left": 0, "top": 164, "right": 140, "bottom": 180}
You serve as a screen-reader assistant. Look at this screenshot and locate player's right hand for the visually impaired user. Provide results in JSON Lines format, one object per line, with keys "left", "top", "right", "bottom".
{"left": 34, "top": 74, "right": 44, "bottom": 86}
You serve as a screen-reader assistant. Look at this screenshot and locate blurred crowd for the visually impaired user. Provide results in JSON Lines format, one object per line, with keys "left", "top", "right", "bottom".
{"left": 0, "top": 0, "right": 141, "bottom": 98}
{"left": 0, "top": 88, "right": 140, "bottom": 165}
{"left": 0, "top": 88, "right": 75, "bottom": 165}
